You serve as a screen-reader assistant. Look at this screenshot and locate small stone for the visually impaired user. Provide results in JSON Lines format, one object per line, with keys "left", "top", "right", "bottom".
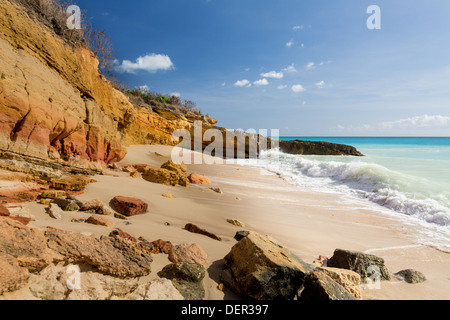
{"left": 71, "top": 218, "right": 86, "bottom": 223}
{"left": 86, "top": 215, "right": 115, "bottom": 227}
{"left": 394, "top": 269, "right": 427, "bottom": 284}
{"left": 188, "top": 173, "right": 211, "bottom": 185}
{"left": 40, "top": 190, "right": 66, "bottom": 199}
{"left": 236, "top": 197, "right": 241, "bottom": 201}
{"left": 46, "top": 203, "right": 63, "bottom": 220}
{"left": 7, "top": 216, "right": 31, "bottom": 226}
{"left": 209, "top": 187, "right": 223, "bottom": 194}
{"left": 234, "top": 231, "right": 249, "bottom": 241}
{"left": 53, "top": 198, "right": 80, "bottom": 212}
{"left": 227, "top": 219, "right": 245, "bottom": 227}
{"left": 111, "top": 196, "right": 148, "bottom": 216}
{"left": 185, "top": 223, "right": 222, "bottom": 241}
{"left": 114, "top": 212, "right": 128, "bottom": 220}
{"left": 122, "top": 165, "right": 136, "bottom": 173}
{"left": 110, "top": 228, "right": 138, "bottom": 243}
{"left": 0, "top": 203, "right": 11, "bottom": 217}
{"left": 164, "top": 222, "right": 171, "bottom": 226}
{"left": 162, "top": 192, "right": 174, "bottom": 199}
{"left": 130, "top": 171, "right": 140, "bottom": 179}
{"left": 217, "top": 283, "right": 224, "bottom": 291}
{"left": 39, "top": 198, "right": 51, "bottom": 205}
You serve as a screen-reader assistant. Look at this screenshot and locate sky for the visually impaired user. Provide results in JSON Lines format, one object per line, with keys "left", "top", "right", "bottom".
{"left": 74, "top": 0, "right": 450, "bottom": 136}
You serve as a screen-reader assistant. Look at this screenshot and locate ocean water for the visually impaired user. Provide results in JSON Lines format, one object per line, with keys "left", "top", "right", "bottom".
{"left": 235, "top": 137, "right": 450, "bottom": 251}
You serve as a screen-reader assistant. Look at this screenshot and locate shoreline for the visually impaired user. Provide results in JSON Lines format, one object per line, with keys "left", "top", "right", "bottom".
{"left": 3, "top": 144, "right": 449, "bottom": 300}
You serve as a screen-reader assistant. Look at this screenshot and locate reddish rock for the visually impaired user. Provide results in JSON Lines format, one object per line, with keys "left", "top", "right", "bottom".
{"left": 0, "top": 182, "right": 44, "bottom": 203}
{"left": 188, "top": 173, "right": 211, "bottom": 185}
{"left": 140, "top": 239, "right": 173, "bottom": 255}
{"left": 110, "top": 228, "right": 138, "bottom": 243}
{"left": 111, "top": 196, "right": 148, "bottom": 216}
{"left": 7, "top": 216, "right": 32, "bottom": 226}
{"left": 0, "top": 203, "right": 10, "bottom": 216}
{"left": 184, "top": 223, "right": 222, "bottom": 241}
{"left": 169, "top": 243, "right": 208, "bottom": 267}
{"left": 86, "top": 215, "right": 115, "bottom": 227}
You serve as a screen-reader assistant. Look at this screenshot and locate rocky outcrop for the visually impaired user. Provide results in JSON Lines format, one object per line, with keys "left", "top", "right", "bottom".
{"left": 327, "top": 249, "right": 391, "bottom": 281}
{"left": 279, "top": 140, "right": 364, "bottom": 156}
{"left": 141, "top": 165, "right": 189, "bottom": 187}
{"left": 221, "top": 231, "right": 312, "bottom": 300}
{"left": 0, "top": 1, "right": 207, "bottom": 184}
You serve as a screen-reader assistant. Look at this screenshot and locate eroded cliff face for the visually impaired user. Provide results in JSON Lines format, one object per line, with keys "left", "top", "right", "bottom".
{"left": 0, "top": 1, "right": 193, "bottom": 179}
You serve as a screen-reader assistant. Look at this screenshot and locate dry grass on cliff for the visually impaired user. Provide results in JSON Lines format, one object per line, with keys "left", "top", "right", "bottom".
{"left": 13, "top": 0, "right": 114, "bottom": 70}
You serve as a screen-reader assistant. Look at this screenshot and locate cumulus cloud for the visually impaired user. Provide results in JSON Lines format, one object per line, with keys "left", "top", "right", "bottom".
{"left": 315, "top": 80, "right": 326, "bottom": 88}
{"left": 234, "top": 79, "right": 251, "bottom": 87}
{"left": 260, "top": 71, "right": 284, "bottom": 79}
{"left": 381, "top": 115, "right": 450, "bottom": 129}
{"left": 306, "top": 62, "right": 315, "bottom": 70}
{"left": 291, "top": 84, "right": 306, "bottom": 93}
{"left": 254, "top": 78, "right": 269, "bottom": 86}
{"left": 136, "top": 85, "right": 149, "bottom": 92}
{"left": 116, "top": 54, "right": 174, "bottom": 74}
{"left": 282, "top": 64, "right": 297, "bottom": 73}
{"left": 286, "top": 39, "right": 294, "bottom": 47}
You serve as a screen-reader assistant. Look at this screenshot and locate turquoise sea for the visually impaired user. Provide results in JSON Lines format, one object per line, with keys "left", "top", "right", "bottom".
{"left": 240, "top": 137, "right": 450, "bottom": 250}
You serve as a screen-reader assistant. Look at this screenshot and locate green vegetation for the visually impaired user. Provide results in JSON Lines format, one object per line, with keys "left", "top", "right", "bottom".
{"left": 125, "top": 87, "right": 203, "bottom": 117}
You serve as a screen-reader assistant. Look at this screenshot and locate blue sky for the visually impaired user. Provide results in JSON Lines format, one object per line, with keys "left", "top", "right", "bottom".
{"left": 75, "top": 0, "right": 450, "bottom": 136}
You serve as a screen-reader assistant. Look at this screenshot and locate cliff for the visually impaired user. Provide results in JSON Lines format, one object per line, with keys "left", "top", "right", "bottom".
{"left": 0, "top": 1, "right": 204, "bottom": 185}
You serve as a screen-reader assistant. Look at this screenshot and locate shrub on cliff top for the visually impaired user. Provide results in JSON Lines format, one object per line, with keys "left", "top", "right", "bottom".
{"left": 13, "top": 0, "right": 114, "bottom": 70}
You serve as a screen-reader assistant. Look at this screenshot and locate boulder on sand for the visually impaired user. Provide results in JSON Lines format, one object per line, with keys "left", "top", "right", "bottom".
{"left": 221, "top": 231, "right": 312, "bottom": 300}
{"left": 327, "top": 249, "right": 391, "bottom": 281}
{"left": 188, "top": 173, "right": 211, "bottom": 185}
{"left": 111, "top": 196, "right": 148, "bottom": 217}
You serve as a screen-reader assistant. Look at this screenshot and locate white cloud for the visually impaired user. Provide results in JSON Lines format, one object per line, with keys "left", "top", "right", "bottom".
{"left": 302, "top": 101, "right": 307, "bottom": 105}
{"left": 293, "top": 25, "right": 304, "bottom": 30}
{"left": 316, "top": 80, "right": 326, "bottom": 88}
{"left": 260, "top": 71, "right": 284, "bottom": 79}
{"left": 277, "top": 85, "right": 287, "bottom": 89}
{"left": 282, "top": 64, "right": 297, "bottom": 73}
{"left": 116, "top": 54, "right": 174, "bottom": 74}
{"left": 254, "top": 78, "right": 269, "bottom": 86}
{"left": 381, "top": 115, "right": 450, "bottom": 130}
{"left": 291, "top": 84, "right": 306, "bottom": 93}
{"left": 301, "top": 43, "right": 305, "bottom": 48}
{"left": 286, "top": 39, "right": 294, "bottom": 47}
{"left": 244, "top": 68, "right": 250, "bottom": 72}
{"left": 306, "top": 62, "right": 315, "bottom": 70}
{"left": 221, "top": 82, "right": 226, "bottom": 87}
{"left": 234, "top": 79, "right": 251, "bottom": 87}
{"left": 171, "top": 92, "right": 181, "bottom": 98}
{"left": 136, "top": 85, "right": 149, "bottom": 92}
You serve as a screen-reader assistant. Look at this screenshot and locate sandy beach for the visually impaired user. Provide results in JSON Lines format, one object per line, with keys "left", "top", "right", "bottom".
{"left": 3, "top": 144, "right": 448, "bottom": 300}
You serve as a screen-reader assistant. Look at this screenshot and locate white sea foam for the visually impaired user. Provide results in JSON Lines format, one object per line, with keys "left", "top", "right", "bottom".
{"left": 234, "top": 148, "right": 450, "bottom": 250}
